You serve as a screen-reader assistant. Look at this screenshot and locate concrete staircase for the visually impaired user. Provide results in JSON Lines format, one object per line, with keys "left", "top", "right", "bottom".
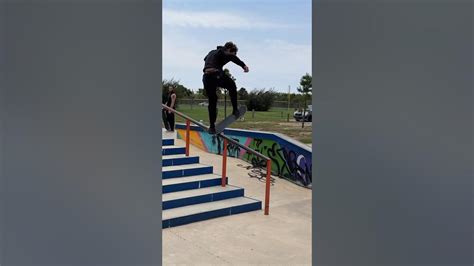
{"left": 162, "top": 137, "right": 261, "bottom": 228}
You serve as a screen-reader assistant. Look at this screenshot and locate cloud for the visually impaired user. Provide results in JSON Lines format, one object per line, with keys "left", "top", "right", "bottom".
{"left": 163, "top": 9, "right": 289, "bottom": 29}
{"left": 230, "top": 40, "right": 312, "bottom": 90}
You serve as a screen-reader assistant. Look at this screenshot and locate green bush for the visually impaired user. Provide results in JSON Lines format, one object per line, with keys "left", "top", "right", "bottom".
{"left": 246, "top": 89, "right": 276, "bottom": 111}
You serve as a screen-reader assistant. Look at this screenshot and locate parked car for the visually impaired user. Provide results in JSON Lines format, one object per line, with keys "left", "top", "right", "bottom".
{"left": 293, "top": 105, "right": 312, "bottom": 122}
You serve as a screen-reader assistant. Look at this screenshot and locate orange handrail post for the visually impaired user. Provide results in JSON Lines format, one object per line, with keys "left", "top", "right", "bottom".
{"left": 185, "top": 119, "right": 190, "bottom": 156}
{"left": 221, "top": 138, "right": 228, "bottom": 187}
{"left": 264, "top": 159, "right": 272, "bottom": 215}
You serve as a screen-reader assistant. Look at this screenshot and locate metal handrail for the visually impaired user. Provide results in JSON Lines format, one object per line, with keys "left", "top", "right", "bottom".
{"left": 162, "top": 103, "right": 272, "bottom": 215}
{"left": 163, "top": 104, "right": 210, "bottom": 130}
{"left": 162, "top": 104, "right": 269, "bottom": 161}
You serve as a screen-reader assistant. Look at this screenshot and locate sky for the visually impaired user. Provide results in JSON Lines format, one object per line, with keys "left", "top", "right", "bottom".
{"left": 163, "top": 0, "right": 312, "bottom": 93}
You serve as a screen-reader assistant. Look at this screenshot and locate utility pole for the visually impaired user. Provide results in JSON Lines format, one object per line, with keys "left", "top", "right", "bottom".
{"left": 224, "top": 88, "right": 227, "bottom": 118}
{"left": 287, "top": 85, "right": 291, "bottom": 122}
{"left": 302, "top": 98, "right": 306, "bottom": 128}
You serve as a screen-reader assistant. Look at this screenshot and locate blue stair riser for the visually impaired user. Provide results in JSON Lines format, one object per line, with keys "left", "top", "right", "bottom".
{"left": 162, "top": 201, "right": 262, "bottom": 228}
{"left": 163, "top": 178, "right": 227, "bottom": 194}
{"left": 162, "top": 139, "right": 174, "bottom": 146}
{"left": 163, "top": 189, "right": 244, "bottom": 210}
{"left": 163, "top": 166, "right": 213, "bottom": 179}
{"left": 162, "top": 147, "right": 186, "bottom": 155}
{"left": 162, "top": 156, "right": 199, "bottom": 167}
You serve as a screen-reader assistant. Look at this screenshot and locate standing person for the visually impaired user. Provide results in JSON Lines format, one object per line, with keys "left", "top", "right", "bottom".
{"left": 164, "top": 86, "right": 177, "bottom": 132}
{"left": 162, "top": 96, "right": 170, "bottom": 131}
{"left": 202, "top": 41, "right": 249, "bottom": 134}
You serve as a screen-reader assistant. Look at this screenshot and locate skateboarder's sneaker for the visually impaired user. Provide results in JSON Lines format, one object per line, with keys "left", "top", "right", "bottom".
{"left": 232, "top": 109, "right": 241, "bottom": 118}
{"left": 208, "top": 126, "right": 217, "bottom": 135}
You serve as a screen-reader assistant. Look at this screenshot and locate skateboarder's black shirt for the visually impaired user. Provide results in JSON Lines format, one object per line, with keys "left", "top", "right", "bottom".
{"left": 203, "top": 46, "right": 246, "bottom": 72}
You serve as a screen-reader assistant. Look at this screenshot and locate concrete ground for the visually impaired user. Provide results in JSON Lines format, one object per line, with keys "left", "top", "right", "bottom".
{"left": 162, "top": 136, "right": 312, "bottom": 265}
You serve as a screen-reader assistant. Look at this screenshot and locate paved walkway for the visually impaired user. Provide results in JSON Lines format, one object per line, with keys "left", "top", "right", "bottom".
{"left": 163, "top": 137, "right": 312, "bottom": 265}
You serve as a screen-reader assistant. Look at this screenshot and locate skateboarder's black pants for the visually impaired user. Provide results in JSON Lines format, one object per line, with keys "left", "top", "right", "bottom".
{"left": 202, "top": 71, "right": 238, "bottom": 128}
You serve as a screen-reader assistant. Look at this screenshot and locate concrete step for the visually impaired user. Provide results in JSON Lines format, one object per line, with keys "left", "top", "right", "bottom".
{"left": 162, "top": 138, "right": 174, "bottom": 146}
{"left": 163, "top": 185, "right": 244, "bottom": 210}
{"left": 162, "top": 145, "right": 186, "bottom": 156}
{"left": 162, "top": 174, "right": 227, "bottom": 193}
{"left": 163, "top": 163, "right": 213, "bottom": 179}
{"left": 162, "top": 197, "right": 262, "bottom": 228}
{"left": 162, "top": 129, "right": 176, "bottom": 140}
{"left": 162, "top": 154, "right": 199, "bottom": 167}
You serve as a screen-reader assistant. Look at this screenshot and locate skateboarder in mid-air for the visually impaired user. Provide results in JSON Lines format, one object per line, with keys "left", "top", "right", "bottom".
{"left": 203, "top": 41, "right": 249, "bottom": 134}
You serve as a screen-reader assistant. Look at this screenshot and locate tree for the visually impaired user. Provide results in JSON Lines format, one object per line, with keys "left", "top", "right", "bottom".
{"left": 197, "top": 87, "right": 223, "bottom": 98}
{"left": 162, "top": 78, "right": 193, "bottom": 105}
{"left": 297, "top": 73, "right": 312, "bottom": 96}
{"left": 246, "top": 88, "right": 276, "bottom": 111}
{"left": 238, "top": 87, "right": 249, "bottom": 100}
{"left": 223, "top": 68, "right": 236, "bottom": 81}
{"left": 297, "top": 73, "right": 312, "bottom": 107}
{"left": 196, "top": 88, "right": 207, "bottom": 98}
{"left": 297, "top": 73, "right": 312, "bottom": 127}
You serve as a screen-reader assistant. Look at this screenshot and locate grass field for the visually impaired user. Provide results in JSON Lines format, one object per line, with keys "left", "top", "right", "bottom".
{"left": 171, "top": 105, "right": 312, "bottom": 144}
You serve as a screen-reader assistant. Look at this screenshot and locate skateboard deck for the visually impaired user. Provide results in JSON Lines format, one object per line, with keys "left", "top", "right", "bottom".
{"left": 213, "top": 105, "right": 247, "bottom": 134}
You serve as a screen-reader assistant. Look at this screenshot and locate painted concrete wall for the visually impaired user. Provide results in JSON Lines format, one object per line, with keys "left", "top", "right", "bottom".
{"left": 176, "top": 124, "right": 312, "bottom": 188}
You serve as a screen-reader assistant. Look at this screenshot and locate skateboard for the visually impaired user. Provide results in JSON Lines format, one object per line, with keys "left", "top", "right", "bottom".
{"left": 213, "top": 105, "right": 247, "bottom": 135}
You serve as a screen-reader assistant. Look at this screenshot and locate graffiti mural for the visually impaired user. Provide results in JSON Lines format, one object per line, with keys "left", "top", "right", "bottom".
{"left": 176, "top": 127, "right": 312, "bottom": 188}
{"left": 282, "top": 148, "right": 312, "bottom": 187}
{"left": 244, "top": 138, "right": 312, "bottom": 187}
{"left": 245, "top": 139, "right": 289, "bottom": 177}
